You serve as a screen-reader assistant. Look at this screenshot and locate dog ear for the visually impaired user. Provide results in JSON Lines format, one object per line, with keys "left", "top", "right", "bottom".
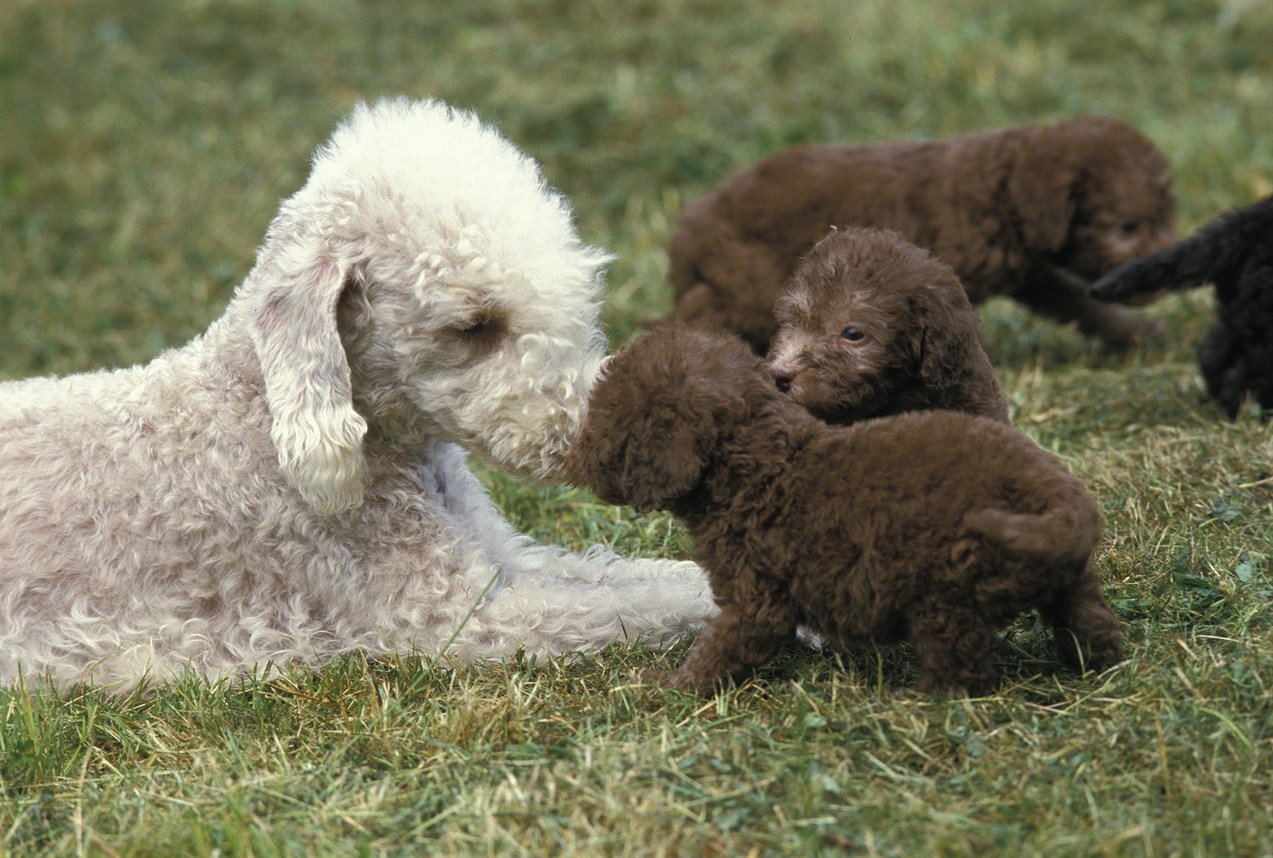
{"left": 1008, "top": 143, "right": 1078, "bottom": 253}
{"left": 617, "top": 406, "right": 709, "bottom": 511}
{"left": 915, "top": 322, "right": 974, "bottom": 393}
{"left": 248, "top": 231, "right": 368, "bottom": 515}
{"left": 568, "top": 350, "right": 720, "bottom": 514}
{"left": 911, "top": 288, "right": 976, "bottom": 392}
{"left": 569, "top": 399, "right": 710, "bottom": 513}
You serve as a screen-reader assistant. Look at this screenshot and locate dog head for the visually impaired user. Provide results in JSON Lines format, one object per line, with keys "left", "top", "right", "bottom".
{"left": 768, "top": 229, "right": 983, "bottom": 422}
{"left": 1010, "top": 116, "right": 1176, "bottom": 291}
{"left": 567, "top": 327, "right": 763, "bottom": 512}
{"left": 239, "top": 98, "right": 611, "bottom": 514}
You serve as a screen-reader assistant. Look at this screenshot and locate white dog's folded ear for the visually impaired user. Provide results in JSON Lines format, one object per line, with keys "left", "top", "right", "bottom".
{"left": 249, "top": 240, "right": 368, "bottom": 515}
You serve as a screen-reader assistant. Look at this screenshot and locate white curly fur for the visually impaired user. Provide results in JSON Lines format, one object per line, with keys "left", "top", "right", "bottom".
{"left": 0, "top": 97, "right": 714, "bottom": 692}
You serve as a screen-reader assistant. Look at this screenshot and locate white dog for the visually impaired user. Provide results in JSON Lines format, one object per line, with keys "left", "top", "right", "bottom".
{"left": 0, "top": 98, "right": 714, "bottom": 691}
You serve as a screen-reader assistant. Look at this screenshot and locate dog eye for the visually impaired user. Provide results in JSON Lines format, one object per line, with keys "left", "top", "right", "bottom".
{"left": 841, "top": 327, "right": 865, "bottom": 342}
{"left": 452, "top": 312, "right": 507, "bottom": 349}
{"left": 463, "top": 319, "right": 496, "bottom": 337}
{"left": 1120, "top": 222, "right": 1140, "bottom": 235}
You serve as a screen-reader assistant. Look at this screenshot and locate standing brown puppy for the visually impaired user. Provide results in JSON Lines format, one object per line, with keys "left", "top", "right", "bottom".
{"left": 568, "top": 327, "right": 1124, "bottom": 696}
{"left": 662, "top": 116, "right": 1175, "bottom": 352}
{"left": 768, "top": 228, "right": 1010, "bottom": 424}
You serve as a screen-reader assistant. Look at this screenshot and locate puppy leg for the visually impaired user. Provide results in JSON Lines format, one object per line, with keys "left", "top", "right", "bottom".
{"left": 1015, "top": 267, "right": 1164, "bottom": 348}
{"left": 1041, "top": 562, "right": 1125, "bottom": 672}
{"left": 1197, "top": 323, "right": 1250, "bottom": 418}
{"left": 907, "top": 602, "right": 999, "bottom": 696}
{"left": 644, "top": 599, "right": 797, "bottom": 695}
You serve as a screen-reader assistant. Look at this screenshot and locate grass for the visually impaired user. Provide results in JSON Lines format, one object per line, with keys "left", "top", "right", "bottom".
{"left": 1, "top": 0, "right": 1272, "bottom": 855}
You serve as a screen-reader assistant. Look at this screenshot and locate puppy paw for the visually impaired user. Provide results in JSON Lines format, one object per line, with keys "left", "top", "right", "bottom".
{"left": 639, "top": 667, "right": 677, "bottom": 687}
{"left": 1088, "top": 314, "right": 1167, "bottom": 350}
{"left": 640, "top": 667, "right": 715, "bottom": 696}
{"left": 1129, "top": 316, "right": 1168, "bottom": 340}
{"left": 913, "top": 673, "right": 996, "bottom": 698}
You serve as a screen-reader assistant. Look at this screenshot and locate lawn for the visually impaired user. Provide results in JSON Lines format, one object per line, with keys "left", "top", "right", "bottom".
{"left": 1, "top": 1, "right": 1271, "bottom": 855}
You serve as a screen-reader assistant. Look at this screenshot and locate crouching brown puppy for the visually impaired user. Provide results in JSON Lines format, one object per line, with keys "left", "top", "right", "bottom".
{"left": 768, "top": 228, "right": 1010, "bottom": 424}
{"left": 568, "top": 327, "right": 1124, "bottom": 696}
{"left": 662, "top": 115, "right": 1176, "bottom": 352}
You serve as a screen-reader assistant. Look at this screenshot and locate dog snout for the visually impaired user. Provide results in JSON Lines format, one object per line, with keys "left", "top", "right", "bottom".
{"left": 767, "top": 357, "right": 798, "bottom": 392}
{"left": 774, "top": 368, "right": 795, "bottom": 393}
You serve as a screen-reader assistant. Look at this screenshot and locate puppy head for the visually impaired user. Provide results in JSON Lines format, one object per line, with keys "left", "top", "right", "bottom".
{"left": 1011, "top": 116, "right": 1176, "bottom": 288}
{"left": 241, "top": 98, "right": 611, "bottom": 512}
{"left": 768, "top": 229, "right": 980, "bottom": 422}
{"left": 567, "top": 327, "right": 763, "bottom": 512}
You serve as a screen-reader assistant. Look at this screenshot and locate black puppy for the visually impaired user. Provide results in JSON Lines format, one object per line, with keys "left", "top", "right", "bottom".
{"left": 1091, "top": 195, "right": 1273, "bottom": 418}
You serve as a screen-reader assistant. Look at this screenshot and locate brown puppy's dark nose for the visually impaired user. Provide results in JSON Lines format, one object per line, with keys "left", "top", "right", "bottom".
{"left": 774, "top": 370, "right": 794, "bottom": 393}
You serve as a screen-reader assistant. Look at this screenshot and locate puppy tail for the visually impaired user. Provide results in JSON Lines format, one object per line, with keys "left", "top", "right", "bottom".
{"left": 963, "top": 487, "right": 1102, "bottom": 569}
{"left": 1091, "top": 200, "right": 1269, "bottom": 302}
{"left": 1089, "top": 241, "right": 1210, "bottom": 302}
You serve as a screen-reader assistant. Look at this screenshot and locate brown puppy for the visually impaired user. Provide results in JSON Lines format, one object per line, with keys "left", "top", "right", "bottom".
{"left": 768, "top": 228, "right": 1010, "bottom": 424}
{"left": 662, "top": 116, "right": 1176, "bottom": 352}
{"left": 568, "top": 327, "right": 1124, "bottom": 696}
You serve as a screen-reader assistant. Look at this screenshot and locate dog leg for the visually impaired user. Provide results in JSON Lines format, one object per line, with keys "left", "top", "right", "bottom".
{"left": 1041, "top": 562, "right": 1125, "bottom": 672}
{"left": 429, "top": 546, "right": 714, "bottom": 661}
{"left": 908, "top": 603, "right": 999, "bottom": 696}
{"left": 1197, "top": 323, "right": 1254, "bottom": 418}
{"left": 643, "top": 599, "right": 796, "bottom": 695}
{"left": 419, "top": 464, "right": 715, "bottom": 658}
{"left": 1016, "top": 267, "right": 1165, "bottom": 348}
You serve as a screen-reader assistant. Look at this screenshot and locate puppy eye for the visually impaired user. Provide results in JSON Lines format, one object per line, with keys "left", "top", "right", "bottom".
{"left": 1120, "top": 222, "right": 1140, "bottom": 235}
{"left": 841, "top": 327, "right": 865, "bottom": 342}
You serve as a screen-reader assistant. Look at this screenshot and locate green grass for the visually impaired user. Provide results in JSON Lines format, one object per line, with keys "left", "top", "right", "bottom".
{"left": 2, "top": 0, "right": 1272, "bottom": 855}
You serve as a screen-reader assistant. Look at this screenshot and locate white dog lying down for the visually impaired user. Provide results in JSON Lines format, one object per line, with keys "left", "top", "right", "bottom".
{"left": 0, "top": 98, "right": 714, "bottom": 691}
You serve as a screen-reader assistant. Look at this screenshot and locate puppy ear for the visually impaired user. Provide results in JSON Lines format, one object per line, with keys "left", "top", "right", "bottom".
{"left": 911, "top": 290, "right": 976, "bottom": 390}
{"left": 1008, "top": 145, "right": 1078, "bottom": 253}
{"left": 569, "top": 402, "right": 709, "bottom": 513}
{"left": 617, "top": 410, "right": 708, "bottom": 511}
{"left": 915, "top": 323, "right": 972, "bottom": 390}
{"left": 248, "top": 235, "right": 368, "bottom": 515}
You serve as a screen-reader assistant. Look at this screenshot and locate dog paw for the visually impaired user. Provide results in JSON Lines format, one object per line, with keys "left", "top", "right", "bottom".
{"left": 1131, "top": 316, "right": 1168, "bottom": 340}
{"left": 640, "top": 667, "right": 714, "bottom": 696}
{"left": 1090, "top": 314, "right": 1167, "bottom": 350}
{"left": 639, "top": 667, "right": 675, "bottom": 687}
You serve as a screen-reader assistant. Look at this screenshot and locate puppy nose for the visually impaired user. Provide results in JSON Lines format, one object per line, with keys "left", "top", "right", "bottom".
{"left": 773, "top": 369, "right": 794, "bottom": 392}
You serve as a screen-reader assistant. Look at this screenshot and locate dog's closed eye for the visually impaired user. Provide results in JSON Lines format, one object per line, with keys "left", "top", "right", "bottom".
{"left": 451, "top": 309, "right": 509, "bottom": 352}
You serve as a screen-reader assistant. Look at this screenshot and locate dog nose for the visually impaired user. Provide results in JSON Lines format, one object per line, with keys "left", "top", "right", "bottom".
{"left": 774, "top": 369, "right": 794, "bottom": 392}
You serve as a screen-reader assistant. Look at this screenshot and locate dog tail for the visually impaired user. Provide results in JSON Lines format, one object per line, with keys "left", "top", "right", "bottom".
{"left": 963, "top": 485, "right": 1102, "bottom": 569}
{"left": 1091, "top": 196, "right": 1272, "bottom": 302}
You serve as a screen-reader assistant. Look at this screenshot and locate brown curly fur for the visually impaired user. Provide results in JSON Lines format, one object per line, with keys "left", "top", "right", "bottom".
{"left": 768, "top": 228, "right": 1010, "bottom": 424}
{"left": 660, "top": 116, "right": 1176, "bottom": 352}
{"left": 568, "top": 327, "right": 1124, "bottom": 696}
